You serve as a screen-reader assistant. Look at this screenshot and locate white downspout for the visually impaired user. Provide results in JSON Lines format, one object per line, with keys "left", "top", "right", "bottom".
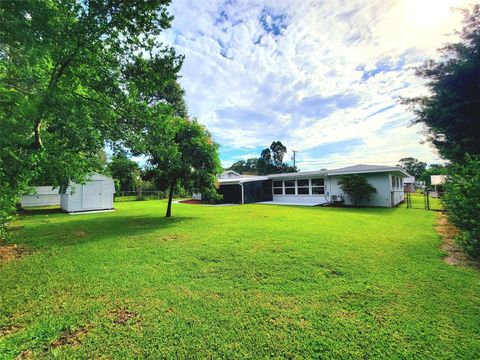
{"left": 240, "top": 183, "right": 244, "bottom": 204}
{"left": 325, "top": 174, "right": 330, "bottom": 204}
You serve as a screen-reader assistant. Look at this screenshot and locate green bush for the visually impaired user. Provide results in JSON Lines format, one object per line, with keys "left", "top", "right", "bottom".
{"left": 338, "top": 175, "right": 377, "bottom": 207}
{"left": 202, "top": 187, "right": 223, "bottom": 204}
{"left": 442, "top": 156, "right": 480, "bottom": 258}
{"left": 0, "top": 186, "right": 19, "bottom": 240}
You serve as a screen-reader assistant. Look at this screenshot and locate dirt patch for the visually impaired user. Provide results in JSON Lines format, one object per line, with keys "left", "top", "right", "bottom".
{"left": 17, "top": 349, "right": 34, "bottom": 359}
{"left": 178, "top": 199, "right": 202, "bottom": 205}
{"left": 51, "top": 326, "right": 90, "bottom": 348}
{"left": 110, "top": 309, "right": 137, "bottom": 325}
{"left": 0, "top": 324, "right": 22, "bottom": 337}
{"left": 0, "top": 244, "right": 31, "bottom": 263}
{"left": 161, "top": 233, "right": 185, "bottom": 242}
{"left": 437, "top": 215, "right": 479, "bottom": 269}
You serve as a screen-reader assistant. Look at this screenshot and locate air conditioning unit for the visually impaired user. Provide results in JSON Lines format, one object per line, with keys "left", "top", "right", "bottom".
{"left": 331, "top": 194, "right": 343, "bottom": 202}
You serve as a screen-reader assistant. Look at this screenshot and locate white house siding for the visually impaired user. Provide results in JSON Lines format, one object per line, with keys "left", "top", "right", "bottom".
{"left": 21, "top": 186, "right": 60, "bottom": 207}
{"left": 328, "top": 173, "right": 397, "bottom": 207}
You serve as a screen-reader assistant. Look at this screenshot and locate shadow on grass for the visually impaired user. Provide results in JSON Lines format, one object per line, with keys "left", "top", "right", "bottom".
{"left": 19, "top": 206, "right": 63, "bottom": 216}
{"left": 12, "top": 212, "right": 197, "bottom": 249}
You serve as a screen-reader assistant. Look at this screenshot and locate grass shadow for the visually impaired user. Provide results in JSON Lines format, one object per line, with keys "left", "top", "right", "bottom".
{"left": 10, "top": 212, "right": 198, "bottom": 249}
{"left": 19, "top": 206, "right": 63, "bottom": 216}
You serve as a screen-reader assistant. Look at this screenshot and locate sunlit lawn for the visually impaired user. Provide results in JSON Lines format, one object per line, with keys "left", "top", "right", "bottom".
{"left": 1, "top": 200, "right": 478, "bottom": 358}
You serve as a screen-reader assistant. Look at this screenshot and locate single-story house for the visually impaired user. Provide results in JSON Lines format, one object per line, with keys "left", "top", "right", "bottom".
{"left": 61, "top": 173, "right": 115, "bottom": 213}
{"left": 204, "top": 164, "right": 410, "bottom": 207}
{"left": 20, "top": 186, "right": 61, "bottom": 207}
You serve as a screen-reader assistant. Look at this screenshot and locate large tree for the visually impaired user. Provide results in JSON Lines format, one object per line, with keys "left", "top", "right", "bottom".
{"left": 146, "top": 118, "right": 222, "bottom": 217}
{"left": 257, "top": 141, "right": 297, "bottom": 175}
{"left": 402, "top": 5, "right": 480, "bottom": 163}
{"left": 397, "top": 157, "right": 427, "bottom": 179}
{"left": 270, "top": 141, "right": 287, "bottom": 166}
{"left": 0, "top": 0, "right": 182, "bottom": 235}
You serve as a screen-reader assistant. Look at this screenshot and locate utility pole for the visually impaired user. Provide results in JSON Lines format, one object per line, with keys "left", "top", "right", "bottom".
{"left": 292, "top": 150, "right": 298, "bottom": 169}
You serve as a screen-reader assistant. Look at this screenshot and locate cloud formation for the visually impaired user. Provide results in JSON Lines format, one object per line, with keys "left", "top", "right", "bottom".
{"left": 163, "top": 0, "right": 470, "bottom": 169}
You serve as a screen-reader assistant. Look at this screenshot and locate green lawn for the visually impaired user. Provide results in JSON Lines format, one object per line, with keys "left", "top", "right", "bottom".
{"left": 1, "top": 201, "right": 479, "bottom": 359}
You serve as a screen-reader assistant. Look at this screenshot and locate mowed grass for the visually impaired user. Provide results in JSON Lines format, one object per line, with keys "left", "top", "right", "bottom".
{"left": 1, "top": 201, "right": 479, "bottom": 359}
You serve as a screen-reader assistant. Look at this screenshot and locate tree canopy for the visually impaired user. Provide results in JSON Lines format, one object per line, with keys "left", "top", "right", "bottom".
{"left": 397, "top": 157, "right": 427, "bottom": 179}
{"left": 228, "top": 141, "right": 297, "bottom": 175}
{"left": 402, "top": 5, "right": 480, "bottom": 163}
{"left": 144, "top": 118, "right": 222, "bottom": 217}
{"left": 108, "top": 153, "right": 140, "bottom": 192}
{"left": 0, "top": 0, "right": 184, "bottom": 236}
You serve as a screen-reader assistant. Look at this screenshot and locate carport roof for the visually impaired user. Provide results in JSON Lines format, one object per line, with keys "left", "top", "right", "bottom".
{"left": 218, "top": 175, "right": 269, "bottom": 185}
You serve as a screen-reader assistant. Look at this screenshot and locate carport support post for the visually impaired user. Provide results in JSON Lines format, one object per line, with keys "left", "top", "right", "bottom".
{"left": 240, "top": 183, "right": 244, "bottom": 204}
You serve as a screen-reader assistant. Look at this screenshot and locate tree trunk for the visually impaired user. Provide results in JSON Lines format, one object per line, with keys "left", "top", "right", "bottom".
{"left": 165, "top": 180, "right": 176, "bottom": 218}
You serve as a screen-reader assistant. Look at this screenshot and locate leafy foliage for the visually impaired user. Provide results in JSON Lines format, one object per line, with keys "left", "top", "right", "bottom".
{"left": 397, "top": 157, "right": 427, "bottom": 179}
{"left": 144, "top": 118, "right": 222, "bottom": 217}
{"left": 0, "top": 0, "right": 182, "bottom": 237}
{"left": 228, "top": 141, "right": 297, "bottom": 175}
{"left": 107, "top": 153, "right": 140, "bottom": 192}
{"left": 402, "top": 5, "right": 480, "bottom": 163}
{"left": 338, "top": 175, "right": 377, "bottom": 207}
{"left": 442, "top": 156, "right": 480, "bottom": 258}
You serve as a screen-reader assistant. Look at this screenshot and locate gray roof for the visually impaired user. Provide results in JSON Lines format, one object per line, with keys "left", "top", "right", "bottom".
{"left": 268, "top": 164, "right": 410, "bottom": 179}
{"left": 327, "top": 164, "right": 410, "bottom": 176}
{"left": 267, "top": 170, "right": 327, "bottom": 179}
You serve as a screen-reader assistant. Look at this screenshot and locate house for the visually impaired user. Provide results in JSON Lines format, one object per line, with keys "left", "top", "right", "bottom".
{"left": 60, "top": 173, "right": 115, "bottom": 213}
{"left": 20, "top": 186, "right": 61, "bottom": 207}
{"left": 403, "top": 176, "right": 415, "bottom": 193}
{"left": 209, "top": 165, "right": 410, "bottom": 207}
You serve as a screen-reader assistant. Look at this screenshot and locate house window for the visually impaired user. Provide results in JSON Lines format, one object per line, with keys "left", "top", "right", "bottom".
{"left": 311, "top": 178, "right": 325, "bottom": 195}
{"left": 284, "top": 180, "right": 295, "bottom": 195}
{"left": 391, "top": 176, "right": 396, "bottom": 189}
{"left": 273, "top": 181, "right": 283, "bottom": 195}
{"left": 297, "top": 179, "right": 309, "bottom": 194}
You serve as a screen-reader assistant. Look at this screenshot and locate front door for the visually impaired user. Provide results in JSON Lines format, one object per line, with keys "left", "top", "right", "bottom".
{"left": 83, "top": 181, "right": 103, "bottom": 208}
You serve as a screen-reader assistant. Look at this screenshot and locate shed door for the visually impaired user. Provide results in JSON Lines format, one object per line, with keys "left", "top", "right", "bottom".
{"left": 82, "top": 181, "right": 103, "bottom": 208}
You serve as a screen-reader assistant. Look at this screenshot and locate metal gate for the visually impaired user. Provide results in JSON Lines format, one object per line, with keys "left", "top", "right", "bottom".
{"left": 404, "top": 191, "right": 443, "bottom": 211}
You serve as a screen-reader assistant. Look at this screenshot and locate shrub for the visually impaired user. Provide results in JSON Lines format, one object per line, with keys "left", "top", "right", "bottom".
{"left": 442, "top": 156, "right": 480, "bottom": 258}
{"left": 338, "top": 175, "right": 377, "bottom": 207}
{"left": 202, "top": 187, "right": 223, "bottom": 204}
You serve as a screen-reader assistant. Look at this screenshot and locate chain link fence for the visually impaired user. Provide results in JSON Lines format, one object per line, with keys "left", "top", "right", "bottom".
{"left": 114, "top": 190, "right": 165, "bottom": 202}
{"left": 404, "top": 191, "right": 443, "bottom": 211}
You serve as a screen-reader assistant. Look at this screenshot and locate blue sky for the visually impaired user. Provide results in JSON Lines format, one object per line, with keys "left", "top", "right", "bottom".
{"left": 160, "top": 0, "right": 469, "bottom": 170}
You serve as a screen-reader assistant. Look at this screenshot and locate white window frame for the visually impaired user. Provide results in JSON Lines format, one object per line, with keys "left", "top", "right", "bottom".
{"left": 311, "top": 178, "right": 325, "bottom": 195}
{"left": 284, "top": 180, "right": 296, "bottom": 195}
{"left": 272, "top": 180, "right": 283, "bottom": 195}
{"left": 296, "top": 179, "right": 310, "bottom": 195}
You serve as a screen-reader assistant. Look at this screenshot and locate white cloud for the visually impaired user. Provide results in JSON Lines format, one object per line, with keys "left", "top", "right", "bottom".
{"left": 164, "top": 0, "right": 469, "bottom": 169}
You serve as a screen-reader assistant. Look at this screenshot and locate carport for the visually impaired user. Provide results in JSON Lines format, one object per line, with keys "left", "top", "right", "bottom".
{"left": 217, "top": 176, "right": 272, "bottom": 204}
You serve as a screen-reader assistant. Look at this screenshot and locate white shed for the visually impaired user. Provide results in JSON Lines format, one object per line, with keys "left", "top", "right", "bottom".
{"left": 21, "top": 186, "right": 61, "bottom": 208}
{"left": 60, "top": 173, "right": 115, "bottom": 213}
